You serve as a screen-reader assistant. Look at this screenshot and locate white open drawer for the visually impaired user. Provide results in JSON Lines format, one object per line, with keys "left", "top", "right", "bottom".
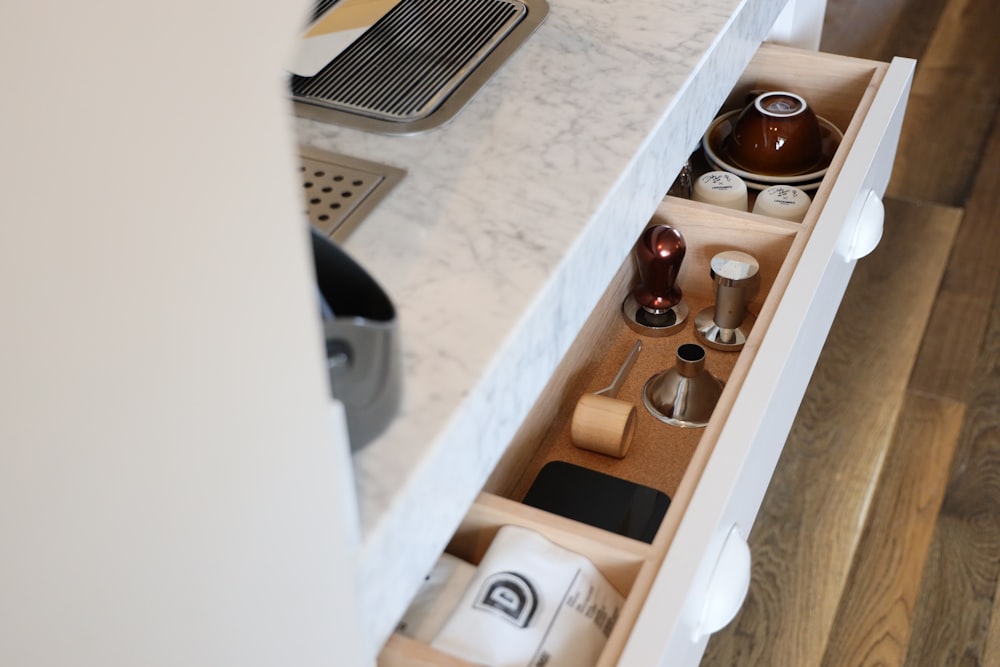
{"left": 379, "top": 44, "right": 915, "bottom": 667}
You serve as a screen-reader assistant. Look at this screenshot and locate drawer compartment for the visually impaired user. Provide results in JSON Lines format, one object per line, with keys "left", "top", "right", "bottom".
{"left": 377, "top": 43, "right": 914, "bottom": 667}
{"left": 379, "top": 207, "right": 798, "bottom": 667}
{"left": 380, "top": 493, "right": 652, "bottom": 667}
{"left": 486, "top": 209, "right": 798, "bottom": 507}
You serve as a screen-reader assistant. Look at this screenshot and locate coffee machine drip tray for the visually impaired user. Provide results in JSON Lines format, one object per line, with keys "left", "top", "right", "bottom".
{"left": 291, "top": 0, "right": 548, "bottom": 134}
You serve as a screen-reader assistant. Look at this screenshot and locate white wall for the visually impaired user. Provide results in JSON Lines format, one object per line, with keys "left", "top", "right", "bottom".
{"left": 0, "top": 2, "right": 361, "bottom": 665}
{"left": 767, "top": 0, "right": 828, "bottom": 50}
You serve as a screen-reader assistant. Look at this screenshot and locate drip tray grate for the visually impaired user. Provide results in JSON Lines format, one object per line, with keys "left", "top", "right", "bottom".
{"left": 299, "top": 147, "right": 405, "bottom": 240}
{"left": 292, "top": 0, "right": 548, "bottom": 133}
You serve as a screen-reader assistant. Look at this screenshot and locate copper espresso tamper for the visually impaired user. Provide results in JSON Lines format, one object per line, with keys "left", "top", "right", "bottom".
{"left": 694, "top": 250, "right": 759, "bottom": 351}
{"left": 623, "top": 224, "right": 688, "bottom": 336}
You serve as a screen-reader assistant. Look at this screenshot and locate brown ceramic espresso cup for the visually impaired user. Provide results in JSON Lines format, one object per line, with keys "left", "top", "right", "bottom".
{"left": 727, "top": 91, "right": 822, "bottom": 176}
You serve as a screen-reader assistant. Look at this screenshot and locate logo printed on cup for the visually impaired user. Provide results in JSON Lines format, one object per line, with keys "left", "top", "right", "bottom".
{"left": 692, "top": 171, "right": 748, "bottom": 211}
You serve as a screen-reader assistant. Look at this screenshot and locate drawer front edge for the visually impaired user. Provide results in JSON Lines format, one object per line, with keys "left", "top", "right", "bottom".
{"left": 616, "top": 55, "right": 916, "bottom": 667}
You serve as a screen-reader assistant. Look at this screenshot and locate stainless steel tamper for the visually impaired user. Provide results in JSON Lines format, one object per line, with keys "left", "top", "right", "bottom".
{"left": 694, "top": 250, "right": 759, "bottom": 351}
{"left": 623, "top": 224, "right": 689, "bottom": 336}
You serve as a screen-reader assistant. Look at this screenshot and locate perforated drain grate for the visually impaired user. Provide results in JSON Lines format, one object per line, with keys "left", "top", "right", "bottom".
{"left": 299, "top": 146, "right": 405, "bottom": 240}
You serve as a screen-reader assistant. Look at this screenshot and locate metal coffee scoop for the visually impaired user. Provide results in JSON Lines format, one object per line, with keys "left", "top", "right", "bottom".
{"left": 571, "top": 340, "right": 642, "bottom": 457}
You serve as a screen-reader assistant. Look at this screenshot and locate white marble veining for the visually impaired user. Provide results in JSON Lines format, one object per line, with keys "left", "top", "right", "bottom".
{"left": 295, "top": 0, "right": 789, "bottom": 656}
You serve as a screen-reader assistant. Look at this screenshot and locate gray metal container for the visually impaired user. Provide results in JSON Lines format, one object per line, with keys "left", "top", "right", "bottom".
{"left": 311, "top": 229, "right": 401, "bottom": 450}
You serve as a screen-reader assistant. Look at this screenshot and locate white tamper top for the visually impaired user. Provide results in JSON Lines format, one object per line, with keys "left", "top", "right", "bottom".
{"left": 692, "top": 170, "right": 749, "bottom": 211}
{"left": 752, "top": 185, "right": 812, "bottom": 222}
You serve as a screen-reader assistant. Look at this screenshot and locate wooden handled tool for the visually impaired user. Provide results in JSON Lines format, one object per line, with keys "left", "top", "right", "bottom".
{"left": 570, "top": 340, "right": 642, "bottom": 457}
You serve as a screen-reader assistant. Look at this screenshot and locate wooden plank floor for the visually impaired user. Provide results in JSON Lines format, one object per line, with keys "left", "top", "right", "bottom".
{"left": 702, "top": 0, "right": 1000, "bottom": 664}
{"left": 700, "top": 196, "right": 961, "bottom": 667}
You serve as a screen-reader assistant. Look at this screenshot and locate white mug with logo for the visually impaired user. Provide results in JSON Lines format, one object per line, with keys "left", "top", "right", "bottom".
{"left": 692, "top": 170, "right": 749, "bottom": 211}
{"left": 752, "top": 184, "right": 812, "bottom": 222}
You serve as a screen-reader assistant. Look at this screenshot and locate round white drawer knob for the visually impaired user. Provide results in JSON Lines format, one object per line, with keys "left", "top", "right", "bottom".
{"left": 692, "top": 524, "right": 751, "bottom": 640}
{"left": 841, "top": 189, "right": 885, "bottom": 260}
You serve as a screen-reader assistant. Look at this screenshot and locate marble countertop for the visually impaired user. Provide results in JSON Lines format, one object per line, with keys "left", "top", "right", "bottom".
{"left": 295, "top": 0, "right": 788, "bottom": 655}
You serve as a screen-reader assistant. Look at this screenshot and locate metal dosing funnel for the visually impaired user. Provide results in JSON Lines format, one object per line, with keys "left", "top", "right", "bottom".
{"left": 642, "top": 343, "right": 724, "bottom": 428}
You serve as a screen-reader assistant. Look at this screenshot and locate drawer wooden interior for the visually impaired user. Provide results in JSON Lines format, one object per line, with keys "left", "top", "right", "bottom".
{"left": 378, "top": 44, "right": 892, "bottom": 667}
{"left": 488, "top": 209, "right": 798, "bottom": 503}
{"left": 706, "top": 45, "right": 884, "bottom": 220}
{"left": 723, "top": 46, "right": 881, "bottom": 140}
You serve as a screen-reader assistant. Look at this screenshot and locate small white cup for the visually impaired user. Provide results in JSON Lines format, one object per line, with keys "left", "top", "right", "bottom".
{"left": 752, "top": 185, "right": 812, "bottom": 222}
{"left": 692, "top": 171, "right": 748, "bottom": 211}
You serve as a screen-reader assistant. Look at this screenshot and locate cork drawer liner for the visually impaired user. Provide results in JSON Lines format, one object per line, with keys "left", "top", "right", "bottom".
{"left": 378, "top": 44, "right": 890, "bottom": 667}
